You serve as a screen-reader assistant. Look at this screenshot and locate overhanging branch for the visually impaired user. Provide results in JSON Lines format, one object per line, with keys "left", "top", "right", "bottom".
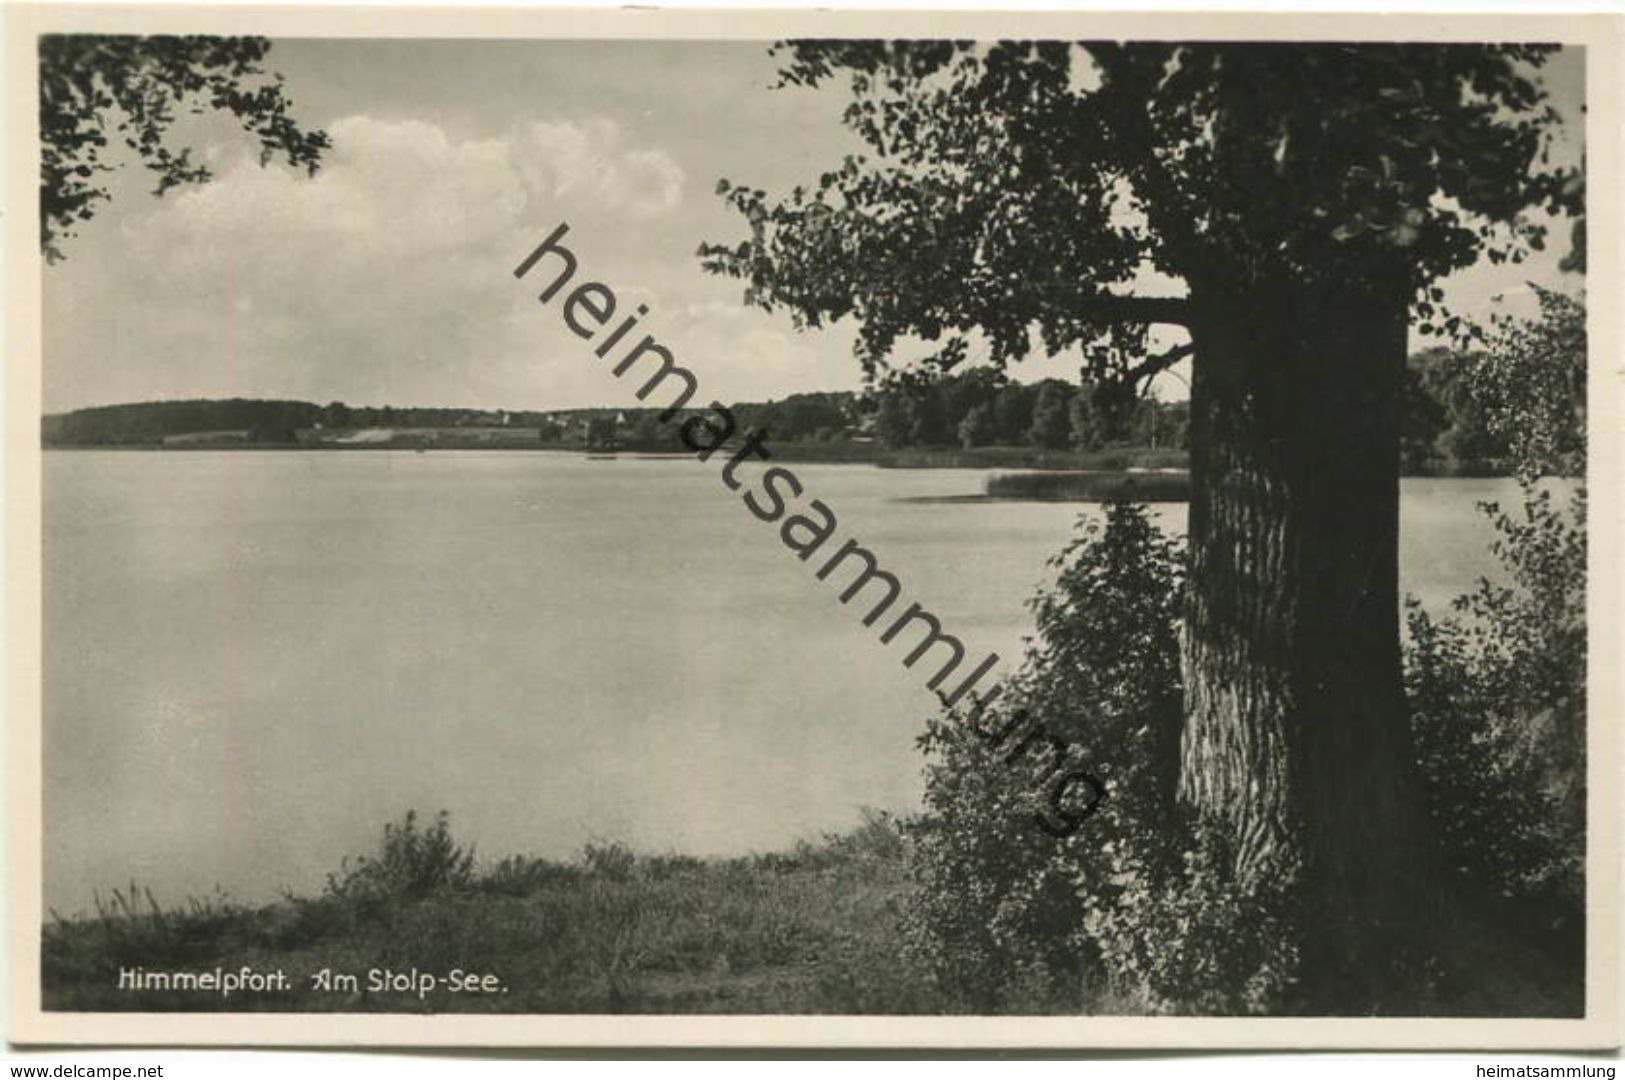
{"left": 1125, "top": 341, "right": 1196, "bottom": 384}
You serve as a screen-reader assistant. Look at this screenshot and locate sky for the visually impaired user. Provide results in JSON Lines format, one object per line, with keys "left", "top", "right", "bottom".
{"left": 41, "top": 40, "right": 1586, "bottom": 414}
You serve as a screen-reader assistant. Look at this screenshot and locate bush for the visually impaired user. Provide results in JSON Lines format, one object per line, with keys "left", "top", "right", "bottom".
{"left": 480, "top": 855, "right": 575, "bottom": 897}
{"left": 1468, "top": 287, "right": 1585, "bottom": 480}
{"left": 325, "top": 810, "right": 477, "bottom": 907}
{"left": 823, "top": 807, "right": 908, "bottom": 864}
{"left": 907, "top": 499, "right": 1297, "bottom": 1014}
{"left": 1405, "top": 293, "right": 1586, "bottom": 950}
{"left": 910, "top": 467, "right": 1585, "bottom": 1014}
{"left": 581, "top": 839, "right": 637, "bottom": 881}
{"left": 1405, "top": 478, "right": 1586, "bottom": 935}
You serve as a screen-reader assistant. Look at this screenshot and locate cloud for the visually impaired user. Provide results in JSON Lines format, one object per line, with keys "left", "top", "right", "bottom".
{"left": 50, "top": 115, "right": 696, "bottom": 410}
{"left": 515, "top": 119, "right": 684, "bottom": 217}
{"left": 126, "top": 114, "right": 681, "bottom": 255}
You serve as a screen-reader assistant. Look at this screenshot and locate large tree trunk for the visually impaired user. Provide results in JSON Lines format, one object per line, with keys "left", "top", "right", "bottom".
{"left": 1180, "top": 266, "right": 1435, "bottom": 1013}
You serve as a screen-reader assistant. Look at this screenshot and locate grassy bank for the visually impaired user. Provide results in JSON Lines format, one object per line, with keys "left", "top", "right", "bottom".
{"left": 43, "top": 806, "right": 1580, "bottom": 1017}
{"left": 43, "top": 810, "right": 945, "bottom": 1015}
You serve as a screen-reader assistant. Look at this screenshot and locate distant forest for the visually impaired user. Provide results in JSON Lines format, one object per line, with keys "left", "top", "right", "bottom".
{"left": 42, "top": 347, "right": 1528, "bottom": 472}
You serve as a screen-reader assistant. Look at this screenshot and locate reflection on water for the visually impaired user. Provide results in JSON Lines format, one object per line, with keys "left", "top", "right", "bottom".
{"left": 43, "top": 451, "right": 1518, "bottom": 911}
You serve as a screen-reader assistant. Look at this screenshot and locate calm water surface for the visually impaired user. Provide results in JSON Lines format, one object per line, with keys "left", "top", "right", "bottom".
{"left": 43, "top": 451, "right": 1519, "bottom": 911}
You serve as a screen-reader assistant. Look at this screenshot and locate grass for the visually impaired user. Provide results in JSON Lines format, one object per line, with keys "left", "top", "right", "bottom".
{"left": 42, "top": 809, "right": 945, "bottom": 1014}
{"left": 42, "top": 808, "right": 1581, "bottom": 1017}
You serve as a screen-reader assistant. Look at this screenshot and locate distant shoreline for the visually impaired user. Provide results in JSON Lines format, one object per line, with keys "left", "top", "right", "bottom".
{"left": 39, "top": 441, "right": 1510, "bottom": 480}
{"left": 40, "top": 437, "right": 1194, "bottom": 471}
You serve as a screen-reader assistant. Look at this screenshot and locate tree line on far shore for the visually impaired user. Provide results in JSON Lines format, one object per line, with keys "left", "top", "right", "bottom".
{"left": 855, "top": 344, "right": 1574, "bottom": 474}
{"left": 41, "top": 344, "right": 1561, "bottom": 474}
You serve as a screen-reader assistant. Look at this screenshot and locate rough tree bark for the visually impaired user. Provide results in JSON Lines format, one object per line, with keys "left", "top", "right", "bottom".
{"left": 1178, "top": 263, "right": 1436, "bottom": 1012}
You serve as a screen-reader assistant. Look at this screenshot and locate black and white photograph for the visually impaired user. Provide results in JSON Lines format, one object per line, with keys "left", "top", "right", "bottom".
{"left": 6, "top": 3, "right": 1621, "bottom": 1050}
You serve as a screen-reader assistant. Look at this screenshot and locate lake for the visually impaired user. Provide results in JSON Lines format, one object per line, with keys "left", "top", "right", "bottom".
{"left": 42, "top": 451, "right": 1520, "bottom": 912}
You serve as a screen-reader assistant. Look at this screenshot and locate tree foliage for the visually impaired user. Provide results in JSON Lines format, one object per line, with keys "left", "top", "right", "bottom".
{"left": 1410, "top": 346, "right": 1505, "bottom": 469}
{"left": 1398, "top": 302, "right": 1583, "bottom": 477}
{"left": 41, "top": 397, "right": 325, "bottom": 445}
{"left": 1471, "top": 287, "right": 1586, "bottom": 479}
{"left": 861, "top": 371, "right": 1188, "bottom": 452}
{"left": 39, "top": 34, "right": 329, "bottom": 261}
{"left": 701, "top": 42, "right": 1579, "bottom": 388}
{"left": 1026, "top": 380, "right": 1074, "bottom": 450}
{"left": 957, "top": 401, "right": 999, "bottom": 449}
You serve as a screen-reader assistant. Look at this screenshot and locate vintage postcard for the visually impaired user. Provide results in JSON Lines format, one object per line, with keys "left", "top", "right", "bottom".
{"left": 6, "top": 2, "right": 1622, "bottom": 1050}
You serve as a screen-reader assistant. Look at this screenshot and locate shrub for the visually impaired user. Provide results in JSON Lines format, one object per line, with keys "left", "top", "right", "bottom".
{"left": 910, "top": 469, "right": 1585, "bottom": 1014}
{"left": 325, "top": 809, "right": 476, "bottom": 907}
{"left": 1468, "top": 286, "right": 1585, "bottom": 480}
{"left": 581, "top": 839, "right": 637, "bottom": 881}
{"left": 480, "top": 855, "right": 575, "bottom": 897}
{"left": 1405, "top": 292, "right": 1586, "bottom": 947}
{"left": 907, "top": 499, "right": 1297, "bottom": 1014}
{"left": 1405, "top": 478, "right": 1586, "bottom": 934}
{"left": 823, "top": 807, "right": 907, "bottom": 864}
